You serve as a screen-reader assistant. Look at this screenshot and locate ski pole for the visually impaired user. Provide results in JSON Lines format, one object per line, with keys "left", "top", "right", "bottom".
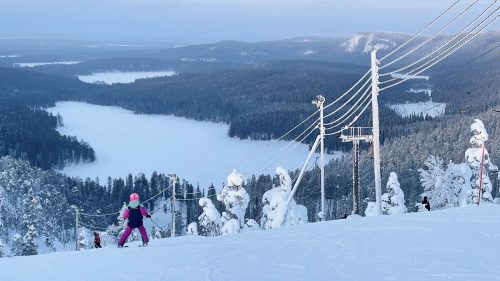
{"left": 149, "top": 217, "right": 164, "bottom": 232}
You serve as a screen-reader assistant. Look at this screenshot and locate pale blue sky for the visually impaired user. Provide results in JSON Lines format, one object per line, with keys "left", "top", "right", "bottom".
{"left": 0, "top": 0, "right": 496, "bottom": 42}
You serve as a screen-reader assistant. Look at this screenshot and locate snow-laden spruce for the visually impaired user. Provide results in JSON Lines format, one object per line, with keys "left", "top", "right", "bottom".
{"left": 198, "top": 198, "right": 221, "bottom": 236}
{"left": 261, "top": 167, "right": 308, "bottom": 228}
{"left": 419, "top": 155, "right": 471, "bottom": 210}
{"left": 187, "top": 222, "right": 198, "bottom": 235}
{"left": 381, "top": 172, "right": 407, "bottom": 215}
{"left": 217, "top": 169, "right": 249, "bottom": 230}
{"left": 0, "top": 157, "right": 76, "bottom": 257}
{"left": 464, "top": 119, "right": 498, "bottom": 205}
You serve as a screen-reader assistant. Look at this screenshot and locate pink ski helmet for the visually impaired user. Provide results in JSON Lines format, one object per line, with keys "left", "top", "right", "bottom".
{"left": 130, "top": 193, "right": 140, "bottom": 202}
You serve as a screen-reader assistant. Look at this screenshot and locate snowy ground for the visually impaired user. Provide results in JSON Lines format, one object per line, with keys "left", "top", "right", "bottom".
{"left": 407, "top": 88, "right": 432, "bottom": 97}
{"left": 47, "top": 102, "right": 340, "bottom": 188}
{"left": 13, "top": 61, "right": 81, "bottom": 67}
{"left": 2, "top": 205, "right": 499, "bottom": 281}
{"left": 390, "top": 73, "right": 429, "bottom": 81}
{"left": 388, "top": 101, "right": 446, "bottom": 118}
{"left": 77, "top": 71, "right": 176, "bottom": 84}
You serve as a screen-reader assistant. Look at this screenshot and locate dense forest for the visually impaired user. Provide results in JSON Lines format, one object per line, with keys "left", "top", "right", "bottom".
{"left": 0, "top": 96, "right": 94, "bottom": 170}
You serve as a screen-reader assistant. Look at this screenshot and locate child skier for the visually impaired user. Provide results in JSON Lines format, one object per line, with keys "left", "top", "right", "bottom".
{"left": 93, "top": 231, "right": 102, "bottom": 248}
{"left": 118, "top": 193, "right": 151, "bottom": 247}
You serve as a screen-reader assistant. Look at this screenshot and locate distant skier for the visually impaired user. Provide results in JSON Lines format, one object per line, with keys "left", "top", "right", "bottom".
{"left": 118, "top": 193, "right": 151, "bottom": 247}
{"left": 93, "top": 231, "right": 102, "bottom": 248}
{"left": 422, "top": 196, "right": 431, "bottom": 211}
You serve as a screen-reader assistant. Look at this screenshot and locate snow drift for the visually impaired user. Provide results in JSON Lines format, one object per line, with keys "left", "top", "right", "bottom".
{"left": 1, "top": 205, "right": 499, "bottom": 281}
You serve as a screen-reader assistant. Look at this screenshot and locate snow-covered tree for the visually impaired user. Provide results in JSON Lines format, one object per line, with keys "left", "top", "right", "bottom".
{"left": 187, "top": 222, "right": 198, "bottom": 236}
{"left": 419, "top": 156, "right": 465, "bottom": 210}
{"left": 364, "top": 202, "right": 377, "bottom": 216}
{"left": 447, "top": 163, "right": 472, "bottom": 207}
{"left": 198, "top": 198, "right": 221, "bottom": 236}
{"left": 21, "top": 225, "right": 38, "bottom": 256}
{"left": 464, "top": 119, "right": 498, "bottom": 205}
{"left": 217, "top": 170, "right": 249, "bottom": 228}
{"left": 381, "top": 172, "right": 407, "bottom": 215}
{"left": 245, "top": 219, "right": 260, "bottom": 230}
{"left": 261, "top": 167, "right": 308, "bottom": 228}
{"left": 78, "top": 229, "right": 88, "bottom": 250}
{"left": 21, "top": 187, "right": 42, "bottom": 256}
{"left": 220, "top": 219, "right": 240, "bottom": 236}
{"left": 150, "top": 226, "right": 163, "bottom": 240}
{"left": 0, "top": 239, "right": 4, "bottom": 258}
{"left": 11, "top": 234, "right": 22, "bottom": 256}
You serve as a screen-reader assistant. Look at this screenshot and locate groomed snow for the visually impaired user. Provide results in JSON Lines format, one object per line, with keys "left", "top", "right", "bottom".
{"left": 388, "top": 101, "right": 446, "bottom": 118}
{"left": 2, "top": 205, "right": 499, "bottom": 281}
{"left": 47, "top": 102, "right": 341, "bottom": 188}
{"left": 13, "top": 61, "right": 81, "bottom": 67}
{"left": 77, "top": 71, "right": 176, "bottom": 85}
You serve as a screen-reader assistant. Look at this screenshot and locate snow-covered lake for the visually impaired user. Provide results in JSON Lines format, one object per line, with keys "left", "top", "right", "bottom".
{"left": 77, "top": 71, "right": 176, "bottom": 85}
{"left": 47, "top": 102, "right": 340, "bottom": 188}
{"left": 13, "top": 61, "right": 81, "bottom": 67}
{"left": 407, "top": 88, "right": 432, "bottom": 97}
{"left": 0, "top": 54, "right": 20, "bottom": 58}
{"left": 388, "top": 101, "right": 446, "bottom": 118}
{"left": 390, "top": 73, "right": 429, "bottom": 81}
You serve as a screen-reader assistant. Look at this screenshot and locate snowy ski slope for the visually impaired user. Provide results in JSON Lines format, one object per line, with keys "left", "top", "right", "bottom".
{"left": 1, "top": 205, "right": 499, "bottom": 281}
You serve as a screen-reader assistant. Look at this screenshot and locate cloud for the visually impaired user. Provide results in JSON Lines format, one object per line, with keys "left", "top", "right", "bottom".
{"left": 0, "top": 0, "right": 463, "bottom": 41}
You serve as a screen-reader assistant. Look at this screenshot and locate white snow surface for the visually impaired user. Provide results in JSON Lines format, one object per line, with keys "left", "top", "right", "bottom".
{"left": 77, "top": 71, "right": 176, "bottom": 85}
{"left": 217, "top": 170, "right": 249, "bottom": 227}
{"left": 388, "top": 101, "right": 446, "bottom": 118}
{"left": 46, "top": 102, "right": 341, "bottom": 188}
{"left": 180, "top": 58, "right": 217, "bottom": 63}
{"left": 407, "top": 88, "right": 432, "bottom": 97}
{"left": 13, "top": 61, "right": 81, "bottom": 67}
{"left": 390, "top": 73, "right": 430, "bottom": 81}
{"left": 2, "top": 205, "right": 500, "bottom": 281}
{"left": 341, "top": 32, "right": 398, "bottom": 53}
{"left": 261, "top": 167, "right": 307, "bottom": 228}
{"left": 303, "top": 49, "right": 316, "bottom": 55}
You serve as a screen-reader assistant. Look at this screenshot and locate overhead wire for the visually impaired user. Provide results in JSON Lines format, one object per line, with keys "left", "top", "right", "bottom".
{"left": 323, "top": 70, "right": 371, "bottom": 110}
{"left": 440, "top": 41, "right": 500, "bottom": 75}
{"left": 195, "top": 110, "right": 320, "bottom": 180}
{"left": 324, "top": 96, "right": 373, "bottom": 136}
{"left": 324, "top": 86, "right": 372, "bottom": 129}
{"left": 380, "top": 9, "right": 499, "bottom": 92}
{"left": 380, "top": 0, "right": 499, "bottom": 81}
{"left": 380, "top": 0, "right": 482, "bottom": 70}
{"left": 251, "top": 120, "right": 320, "bottom": 176}
{"left": 322, "top": 77, "right": 372, "bottom": 119}
{"left": 78, "top": 184, "right": 174, "bottom": 217}
{"left": 380, "top": 0, "right": 464, "bottom": 62}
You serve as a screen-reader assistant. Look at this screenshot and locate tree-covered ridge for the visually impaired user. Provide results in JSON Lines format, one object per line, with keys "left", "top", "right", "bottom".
{"left": 0, "top": 96, "right": 95, "bottom": 170}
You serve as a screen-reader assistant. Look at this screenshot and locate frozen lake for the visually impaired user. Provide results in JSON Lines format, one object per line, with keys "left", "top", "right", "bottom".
{"left": 14, "top": 61, "right": 81, "bottom": 67}
{"left": 47, "top": 102, "right": 340, "bottom": 188}
{"left": 77, "top": 71, "right": 176, "bottom": 85}
{"left": 388, "top": 101, "right": 446, "bottom": 118}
